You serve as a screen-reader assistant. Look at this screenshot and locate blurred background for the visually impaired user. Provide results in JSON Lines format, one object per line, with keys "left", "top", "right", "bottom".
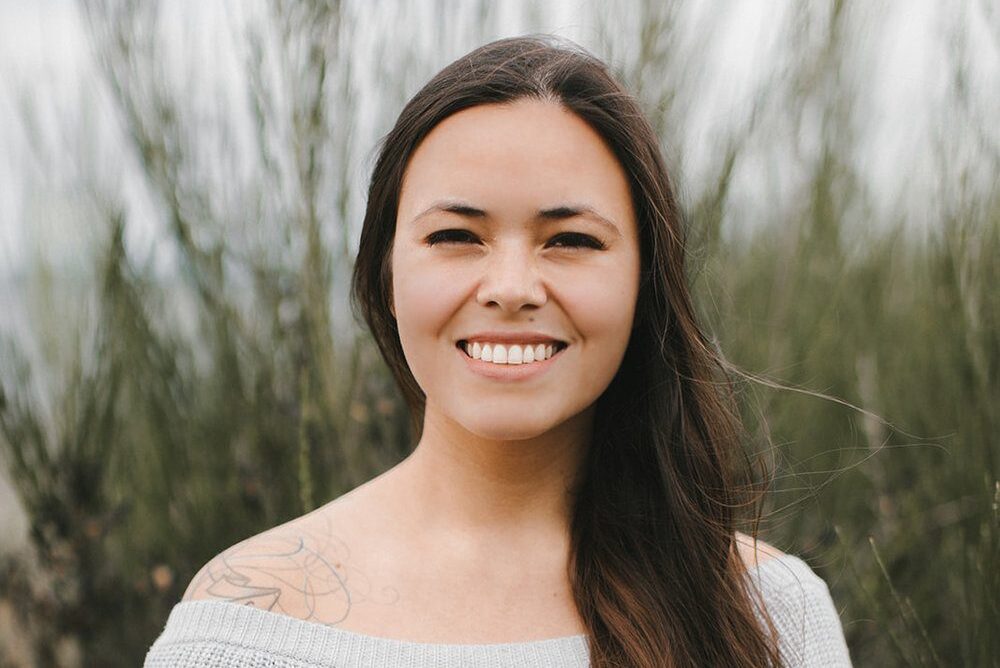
{"left": 0, "top": 0, "right": 996, "bottom": 665}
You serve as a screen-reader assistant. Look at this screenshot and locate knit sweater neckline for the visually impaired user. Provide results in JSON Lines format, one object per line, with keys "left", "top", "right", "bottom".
{"left": 159, "top": 551, "right": 802, "bottom": 649}
{"left": 146, "top": 552, "right": 858, "bottom": 667}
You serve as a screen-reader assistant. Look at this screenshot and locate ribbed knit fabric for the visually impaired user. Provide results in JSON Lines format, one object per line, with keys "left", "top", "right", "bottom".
{"left": 144, "top": 552, "right": 852, "bottom": 667}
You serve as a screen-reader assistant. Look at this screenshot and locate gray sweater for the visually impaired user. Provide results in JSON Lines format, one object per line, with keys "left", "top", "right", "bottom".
{"left": 144, "top": 552, "right": 852, "bottom": 667}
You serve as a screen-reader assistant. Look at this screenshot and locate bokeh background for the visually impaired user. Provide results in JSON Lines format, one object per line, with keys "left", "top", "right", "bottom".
{"left": 0, "top": 1, "right": 997, "bottom": 666}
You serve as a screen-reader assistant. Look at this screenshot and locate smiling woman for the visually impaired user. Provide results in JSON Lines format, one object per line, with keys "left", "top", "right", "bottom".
{"left": 144, "top": 35, "right": 852, "bottom": 668}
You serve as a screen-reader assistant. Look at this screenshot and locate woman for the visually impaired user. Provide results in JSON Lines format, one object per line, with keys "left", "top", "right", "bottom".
{"left": 145, "top": 35, "right": 852, "bottom": 667}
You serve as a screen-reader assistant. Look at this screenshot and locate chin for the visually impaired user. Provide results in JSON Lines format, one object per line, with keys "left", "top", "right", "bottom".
{"left": 466, "top": 421, "right": 554, "bottom": 442}
{"left": 453, "top": 410, "right": 563, "bottom": 442}
{"left": 466, "top": 403, "right": 594, "bottom": 443}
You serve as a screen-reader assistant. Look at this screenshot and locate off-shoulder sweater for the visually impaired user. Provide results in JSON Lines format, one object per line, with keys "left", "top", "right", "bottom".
{"left": 144, "top": 552, "right": 852, "bottom": 667}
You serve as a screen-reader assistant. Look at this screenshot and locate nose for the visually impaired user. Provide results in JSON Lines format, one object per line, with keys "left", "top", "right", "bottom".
{"left": 475, "top": 241, "right": 547, "bottom": 312}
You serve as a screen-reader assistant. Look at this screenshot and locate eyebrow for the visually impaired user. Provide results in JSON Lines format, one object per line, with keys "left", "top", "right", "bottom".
{"left": 410, "top": 199, "right": 623, "bottom": 238}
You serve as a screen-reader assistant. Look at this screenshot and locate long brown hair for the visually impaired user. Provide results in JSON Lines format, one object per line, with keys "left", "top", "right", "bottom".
{"left": 351, "top": 35, "right": 783, "bottom": 667}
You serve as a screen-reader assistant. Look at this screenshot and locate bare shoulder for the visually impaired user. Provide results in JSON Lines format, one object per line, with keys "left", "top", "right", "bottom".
{"left": 180, "top": 502, "right": 385, "bottom": 624}
{"left": 734, "top": 530, "right": 786, "bottom": 567}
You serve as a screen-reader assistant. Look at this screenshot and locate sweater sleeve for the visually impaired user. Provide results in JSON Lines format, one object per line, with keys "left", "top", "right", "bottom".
{"left": 754, "top": 555, "right": 853, "bottom": 667}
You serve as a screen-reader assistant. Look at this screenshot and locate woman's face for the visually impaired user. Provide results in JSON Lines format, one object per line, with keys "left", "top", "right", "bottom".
{"left": 392, "top": 98, "right": 641, "bottom": 441}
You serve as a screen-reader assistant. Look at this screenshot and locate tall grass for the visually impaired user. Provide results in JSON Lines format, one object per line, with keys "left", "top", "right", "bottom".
{"left": 694, "top": 175, "right": 999, "bottom": 667}
{"left": 1, "top": 1, "right": 996, "bottom": 665}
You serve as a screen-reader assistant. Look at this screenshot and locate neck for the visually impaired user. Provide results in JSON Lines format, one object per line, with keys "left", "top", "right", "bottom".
{"left": 390, "top": 402, "right": 592, "bottom": 556}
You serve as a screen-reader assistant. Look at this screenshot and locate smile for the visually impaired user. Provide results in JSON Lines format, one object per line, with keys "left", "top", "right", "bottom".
{"left": 457, "top": 340, "right": 568, "bottom": 364}
{"left": 455, "top": 340, "right": 569, "bottom": 381}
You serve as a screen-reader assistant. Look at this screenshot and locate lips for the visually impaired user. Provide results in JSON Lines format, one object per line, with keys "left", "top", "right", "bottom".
{"left": 455, "top": 338, "right": 567, "bottom": 381}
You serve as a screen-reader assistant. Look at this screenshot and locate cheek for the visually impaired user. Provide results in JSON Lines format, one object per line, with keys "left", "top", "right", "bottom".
{"left": 391, "top": 252, "right": 466, "bottom": 369}
{"left": 562, "top": 264, "right": 639, "bottom": 346}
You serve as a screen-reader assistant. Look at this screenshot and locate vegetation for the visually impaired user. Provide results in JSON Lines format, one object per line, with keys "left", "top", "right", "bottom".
{"left": 0, "top": 1, "right": 995, "bottom": 665}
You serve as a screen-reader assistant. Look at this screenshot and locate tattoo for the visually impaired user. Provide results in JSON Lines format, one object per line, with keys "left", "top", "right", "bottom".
{"left": 182, "top": 510, "right": 399, "bottom": 626}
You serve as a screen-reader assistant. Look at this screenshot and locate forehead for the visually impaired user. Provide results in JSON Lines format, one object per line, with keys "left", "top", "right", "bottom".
{"left": 398, "top": 99, "right": 634, "bottom": 224}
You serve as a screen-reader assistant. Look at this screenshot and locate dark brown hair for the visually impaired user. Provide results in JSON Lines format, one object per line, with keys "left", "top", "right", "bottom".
{"left": 351, "top": 35, "right": 782, "bottom": 667}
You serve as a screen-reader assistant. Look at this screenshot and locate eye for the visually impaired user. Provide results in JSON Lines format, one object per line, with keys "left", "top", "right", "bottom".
{"left": 547, "top": 232, "right": 606, "bottom": 250}
{"left": 425, "top": 229, "right": 479, "bottom": 246}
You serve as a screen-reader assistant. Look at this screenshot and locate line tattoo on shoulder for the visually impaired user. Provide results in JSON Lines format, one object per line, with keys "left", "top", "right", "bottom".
{"left": 182, "top": 511, "right": 400, "bottom": 625}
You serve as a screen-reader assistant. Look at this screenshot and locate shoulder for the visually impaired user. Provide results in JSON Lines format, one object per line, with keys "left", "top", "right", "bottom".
{"left": 181, "top": 504, "right": 358, "bottom": 623}
{"left": 739, "top": 545, "right": 854, "bottom": 667}
{"left": 734, "top": 530, "right": 786, "bottom": 567}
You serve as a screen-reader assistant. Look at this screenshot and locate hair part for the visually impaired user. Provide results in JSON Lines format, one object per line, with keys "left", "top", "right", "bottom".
{"left": 351, "top": 34, "right": 783, "bottom": 667}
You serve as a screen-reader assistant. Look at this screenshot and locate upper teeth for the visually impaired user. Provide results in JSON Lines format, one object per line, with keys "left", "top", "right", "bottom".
{"left": 463, "top": 342, "right": 560, "bottom": 364}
